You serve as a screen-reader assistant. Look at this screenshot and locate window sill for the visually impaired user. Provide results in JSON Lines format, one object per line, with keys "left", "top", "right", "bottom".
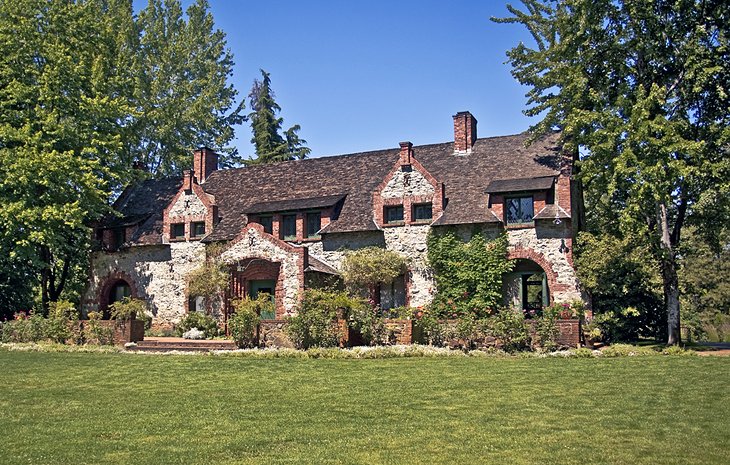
{"left": 410, "top": 220, "right": 432, "bottom": 225}
{"left": 382, "top": 222, "right": 405, "bottom": 228}
{"left": 169, "top": 237, "right": 186, "bottom": 242}
{"left": 505, "top": 223, "right": 535, "bottom": 230}
{"left": 302, "top": 236, "right": 321, "bottom": 242}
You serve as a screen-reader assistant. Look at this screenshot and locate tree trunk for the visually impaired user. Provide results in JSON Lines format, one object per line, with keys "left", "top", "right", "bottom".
{"left": 658, "top": 202, "right": 681, "bottom": 345}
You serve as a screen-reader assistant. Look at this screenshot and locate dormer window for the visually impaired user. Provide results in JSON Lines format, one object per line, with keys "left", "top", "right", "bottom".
{"left": 191, "top": 221, "right": 206, "bottom": 238}
{"left": 171, "top": 223, "right": 185, "bottom": 240}
{"left": 281, "top": 214, "right": 297, "bottom": 241}
{"left": 384, "top": 205, "right": 404, "bottom": 224}
{"left": 505, "top": 196, "right": 534, "bottom": 225}
{"left": 306, "top": 212, "right": 321, "bottom": 239}
{"left": 259, "top": 215, "right": 273, "bottom": 234}
{"left": 412, "top": 203, "right": 433, "bottom": 222}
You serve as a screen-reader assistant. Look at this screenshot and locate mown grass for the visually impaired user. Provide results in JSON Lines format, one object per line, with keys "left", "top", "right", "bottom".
{"left": 0, "top": 351, "right": 728, "bottom": 465}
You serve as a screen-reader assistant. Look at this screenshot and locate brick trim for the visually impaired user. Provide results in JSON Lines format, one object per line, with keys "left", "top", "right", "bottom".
{"left": 508, "top": 247, "right": 569, "bottom": 299}
{"left": 162, "top": 175, "right": 218, "bottom": 242}
{"left": 96, "top": 271, "right": 138, "bottom": 316}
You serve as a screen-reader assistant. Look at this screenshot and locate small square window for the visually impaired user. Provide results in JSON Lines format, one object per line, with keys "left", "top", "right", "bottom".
{"left": 306, "top": 212, "right": 321, "bottom": 239}
{"left": 505, "top": 196, "right": 534, "bottom": 225}
{"left": 191, "top": 222, "right": 206, "bottom": 238}
{"left": 171, "top": 223, "right": 185, "bottom": 239}
{"left": 281, "top": 214, "right": 297, "bottom": 241}
{"left": 259, "top": 216, "right": 273, "bottom": 234}
{"left": 412, "top": 203, "right": 432, "bottom": 222}
{"left": 384, "top": 205, "right": 404, "bottom": 224}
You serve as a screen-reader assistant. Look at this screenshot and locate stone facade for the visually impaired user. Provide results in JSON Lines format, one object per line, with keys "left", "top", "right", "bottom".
{"left": 84, "top": 111, "right": 587, "bottom": 330}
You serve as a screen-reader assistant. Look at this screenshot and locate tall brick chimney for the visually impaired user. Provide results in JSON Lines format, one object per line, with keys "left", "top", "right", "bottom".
{"left": 182, "top": 169, "right": 193, "bottom": 193}
{"left": 399, "top": 141, "right": 413, "bottom": 167}
{"left": 193, "top": 147, "right": 218, "bottom": 183}
{"left": 453, "top": 111, "right": 477, "bottom": 154}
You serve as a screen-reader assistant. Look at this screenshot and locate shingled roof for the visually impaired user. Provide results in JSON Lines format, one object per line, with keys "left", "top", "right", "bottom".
{"left": 108, "top": 131, "right": 563, "bottom": 244}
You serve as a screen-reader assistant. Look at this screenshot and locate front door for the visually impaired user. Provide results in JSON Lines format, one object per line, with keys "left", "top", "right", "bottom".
{"left": 250, "top": 280, "right": 276, "bottom": 319}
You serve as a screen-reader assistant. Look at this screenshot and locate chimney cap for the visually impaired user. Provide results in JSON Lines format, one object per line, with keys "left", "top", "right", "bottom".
{"left": 399, "top": 141, "right": 413, "bottom": 149}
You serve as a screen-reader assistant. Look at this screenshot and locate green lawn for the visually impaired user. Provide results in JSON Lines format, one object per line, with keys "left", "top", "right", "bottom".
{"left": 0, "top": 351, "right": 728, "bottom": 465}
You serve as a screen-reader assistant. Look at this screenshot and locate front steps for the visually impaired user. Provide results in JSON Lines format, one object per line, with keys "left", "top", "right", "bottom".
{"left": 127, "top": 337, "right": 237, "bottom": 352}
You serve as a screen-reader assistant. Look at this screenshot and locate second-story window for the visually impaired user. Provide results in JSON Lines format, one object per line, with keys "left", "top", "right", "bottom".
{"left": 171, "top": 223, "right": 185, "bottom": 240}
{"left": 113, "top": 228, "right": 126, "bottom": 249}
{"left": 412, "top": 203, "right": 433, "bottom": 222}
{"left": 505, "top": 196, "right": 534, "bottom": 225}
{"left": 191, "top": 222, "right": 206, "bottom": 238}
{"left": 281, "top": 214, "right": 297, "bottom": 241}
{"left": 384, "top": 205, "right": 404, "bottom": 224}
{"left": 259, "top": 215, "right": 273, "bottom": 234}
{"left": 306, "top": 212, "right": 321, "bottom": 239}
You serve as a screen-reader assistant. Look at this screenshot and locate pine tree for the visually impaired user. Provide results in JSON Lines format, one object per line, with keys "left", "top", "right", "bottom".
{"left": 247, "top": 69, "right": 310, "bottom": 164}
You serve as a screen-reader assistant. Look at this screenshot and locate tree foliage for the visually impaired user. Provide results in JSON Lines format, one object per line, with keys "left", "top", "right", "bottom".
{"left": 341, "top": 247, "right": 407, "bottom": 304}
{"left": 133, "top": 0, "right": 245, "bottom": 174}
{"left": 427, "top": 230, "right": 513, "bottom": 317}
{"left": 494, "top": 0, "right": 730, "bottom": 343}
{"left": 0, "top": 0, "right": 244, "bottom": 312}
{"left": 246, "top": 69, "right": 310, "bottom": 164}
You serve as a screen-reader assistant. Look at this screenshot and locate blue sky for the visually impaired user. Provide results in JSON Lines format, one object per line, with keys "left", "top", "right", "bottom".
{"left": 134, "top": 1, "right": 536, "bottom": 158}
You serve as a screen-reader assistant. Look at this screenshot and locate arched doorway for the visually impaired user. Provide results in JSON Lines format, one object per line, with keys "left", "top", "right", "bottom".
{"left": 227, "top": 258, "right": 281, "bottom": 321}
{"left": 99, "top": 278, "right": 133, "bottom": 319}
{"left": 503, "top": 259, "right": 550, "bottom": 315}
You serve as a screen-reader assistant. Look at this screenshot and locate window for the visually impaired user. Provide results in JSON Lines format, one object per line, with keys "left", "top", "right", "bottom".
{"left": 384, "top": 205, "right": 404, "bottom": 224}
{"left": 306, "top": 212, "right": 321, "bottom": 239}
{"left": 171, "top": 223, "right": 185, "bottom": 239}
{"left": 112, "top": 228, "right": 126, "bottom": 249}
{"left": 191, "top": 222, "right": 206, "bottom": 238}
{"left": 259, "top": 215, "right": 273, "bottom": 234}
{"left": 505, "top": 196, "right": 534, "bottom": 225}
{"left": 281, "top": 214, "right": 297, "bottom": 241}
{"left": 412, "top": 203, "right": 433, "bottom": 222}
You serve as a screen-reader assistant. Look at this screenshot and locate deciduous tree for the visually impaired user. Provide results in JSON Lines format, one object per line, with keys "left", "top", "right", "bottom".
{"left": 494, "top": 0, "right": 730, "bottom": 344}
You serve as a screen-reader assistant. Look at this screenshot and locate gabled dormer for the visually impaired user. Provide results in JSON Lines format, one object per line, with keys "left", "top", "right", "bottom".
{"left": 163, "top": 169, "right": 218, "bottom": 242}
{"left": 373, "top": 141, "right": 444, "bottom": 228}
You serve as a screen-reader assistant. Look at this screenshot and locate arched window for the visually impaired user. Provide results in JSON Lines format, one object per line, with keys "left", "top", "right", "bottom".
{"left": 503, "top": 259, "right": 549, "bottom": 316}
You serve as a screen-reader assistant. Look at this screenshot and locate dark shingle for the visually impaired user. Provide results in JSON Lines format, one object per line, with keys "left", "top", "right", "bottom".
{"left": 485, "top": 176, "right": 555, "bottom": 194}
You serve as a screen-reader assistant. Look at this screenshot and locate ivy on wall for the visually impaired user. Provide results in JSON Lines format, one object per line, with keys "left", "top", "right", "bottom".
{"left": 426, "top": 229, "right": 513, "bottom": 317}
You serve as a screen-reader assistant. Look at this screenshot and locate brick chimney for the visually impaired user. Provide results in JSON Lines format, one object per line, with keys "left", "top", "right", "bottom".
{"left": 182, "top": 170, "right": 194, "bottom": 193}
{"left": 193, "top": 147, "right": 218, "bottom": 183}
{"left": 453, "top": 111, "right": 477, "bottom": 154}
{"left": 399, "top": 141, "right": 413, "bottom": 167}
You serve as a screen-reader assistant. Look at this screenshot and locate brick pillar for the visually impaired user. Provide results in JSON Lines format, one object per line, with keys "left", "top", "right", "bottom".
{"left": 399, "top": 141, "right": 413, "bottom": 167}
{"left": 193, "top": 147, "right": 218, "bottom": 183}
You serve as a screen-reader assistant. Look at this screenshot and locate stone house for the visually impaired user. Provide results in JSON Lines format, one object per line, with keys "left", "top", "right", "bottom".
{"left": 83, "top": 111, "right": 585, "bottom": 329}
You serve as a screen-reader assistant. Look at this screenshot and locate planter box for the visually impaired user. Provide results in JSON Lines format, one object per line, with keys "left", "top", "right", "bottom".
{"left": 79, "top": 320, "right": 145, "bottom": 345}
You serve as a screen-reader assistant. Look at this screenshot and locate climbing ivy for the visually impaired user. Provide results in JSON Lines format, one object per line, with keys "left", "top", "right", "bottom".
{"left": 426, "top": 229, "right": 513, "bottom": 318}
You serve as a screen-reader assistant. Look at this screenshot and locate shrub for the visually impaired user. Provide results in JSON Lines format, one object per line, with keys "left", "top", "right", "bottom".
{"left": 286, "top": 289, "right": 348, "bottom": 349}
{"left": 176, "top": 312, "right": 219, "bottom": 339}
{"left": 45, "top": 301, "right": 80, "bottom": 344}
{"left": 413, "top": 310, "right": 449, "bottom": 346}
{"left": 488, "top": 309, "right": 530, "bottom": 352}
{"left": 228, "top": 297, "right": 264, "bottom": 348}
{"left": 534, "top": 305, "right": 560, "bottom": 351}
{"left": 600, "top": 343, "right": 658, "bottom": 357}
{"left": 86, "top": 311, "right": 115, "bottom": 345}
{"left": 1, "top": 312, "right": 46, "bottom": 343}
{"left": 186, "top": 260, "right": 229, "bottom": 312}
{"left": 110, "top": 297, "right": 149, "bottom": 321}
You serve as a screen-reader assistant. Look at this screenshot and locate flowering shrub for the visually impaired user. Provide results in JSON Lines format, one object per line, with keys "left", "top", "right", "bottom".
{"left": 286, "top": 290, "right": 352, "bottom": 349}
{"left": 182, "top": 328, "right": 206, "bottom": 340}
{"left": 229, "top": 296, "right": 267, "bottom": 348}
{"left": 176, "top": 312, "right": 219, "bottom": 339}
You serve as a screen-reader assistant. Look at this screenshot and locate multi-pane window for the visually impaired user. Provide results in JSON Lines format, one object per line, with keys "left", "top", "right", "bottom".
{"left": 171, "top": 223, "right": 185, "bottom": 239}
{"left": 412, "top": 203, "right": 433, "bottom": 222}
{"left": 384, "top": 205, "right": 404, "bottom": 224}
{"left": 259, "top": 215, "right": 273, "bottom": 234}
{"left": 281, "top": 214, "right": 297, "bottom": 241}
{"left": 191, "top": 222, "right": 206, "bottom": 238}
{"left": 113, "top": 228, "right": 126, "bottom": 249}
{"left": 505, "top": 196, "right": 534, "bottom": 225}
{"left": 306, "top": 212, "right": 321, "bottom": 239}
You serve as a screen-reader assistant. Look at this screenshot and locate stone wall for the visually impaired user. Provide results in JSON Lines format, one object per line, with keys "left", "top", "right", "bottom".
{"left": 507, "top": 223, "right": 583, "bottom": 303}
{"left": 381, "top": 169, "right": 435, "bottom": 198}
{"left": 83, "top": 241, "right": 206, "bottom": 329}
{"left": 168, "top": 190, "right": 208, "bottom": 217}
{"left": 220, "top": 226, "right": 305, "bottom": 317}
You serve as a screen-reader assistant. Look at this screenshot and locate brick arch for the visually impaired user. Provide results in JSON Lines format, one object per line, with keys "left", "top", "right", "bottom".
{"left": 508, "top": 247, "right": 564, "bottom": 302}
{"left": 97, "top": 271, "right": 138, "bottom": 318}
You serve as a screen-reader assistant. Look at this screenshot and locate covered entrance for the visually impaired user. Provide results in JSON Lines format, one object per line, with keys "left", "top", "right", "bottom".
{"left": 503, "top": 259, "right": 550, "bottom": 315}
{"left": 226, "top": 258, "right": 281, "bottom": 321}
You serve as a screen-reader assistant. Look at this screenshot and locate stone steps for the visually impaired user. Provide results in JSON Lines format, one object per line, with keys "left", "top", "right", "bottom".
{"left": 128, "top": 338, "right": 237, "bottom": 352}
